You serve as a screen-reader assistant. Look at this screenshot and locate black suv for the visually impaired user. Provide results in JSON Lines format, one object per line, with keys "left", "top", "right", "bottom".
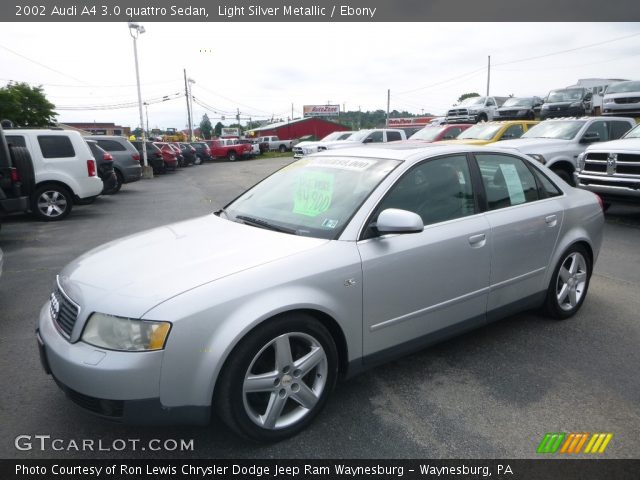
{"left": 0, "top": 123, "right": 33, "bottom": 223}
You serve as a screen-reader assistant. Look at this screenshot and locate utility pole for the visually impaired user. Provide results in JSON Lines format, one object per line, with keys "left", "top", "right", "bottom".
{"left": 386, "top": 89, "right": 390, "bottom": 127}
{"left": 236, "top": 108, "right": 240, "bottom": 130}
{"left": 486, "top": 55, "right": 491, "bottom": 96}
{"left": 291, "top": 103, "right": 294, "bottom": 121}
{"left": 144, "top": 102, "right": 150, "bottom": 135}
{"left": 183, "top": 69, "right": 193, "bottom": 142}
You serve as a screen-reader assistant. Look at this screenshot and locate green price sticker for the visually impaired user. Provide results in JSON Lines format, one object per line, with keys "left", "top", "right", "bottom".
{"left": 293, "top": 172, "right": 334, "bottom": 217}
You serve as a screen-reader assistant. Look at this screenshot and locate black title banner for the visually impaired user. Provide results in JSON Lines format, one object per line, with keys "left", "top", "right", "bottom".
{"left": 3, "top": 459, "right": 640, "bottom": 480}
{"left": 2, "top": 0, "right": 640, "bottom": 22}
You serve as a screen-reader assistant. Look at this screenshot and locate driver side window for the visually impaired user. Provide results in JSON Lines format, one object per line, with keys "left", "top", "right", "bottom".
{"left": 375, "top": 155, "right": 475, "bottom": 226}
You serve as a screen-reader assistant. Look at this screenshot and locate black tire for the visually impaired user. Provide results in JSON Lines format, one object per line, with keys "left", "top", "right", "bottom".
{"left": 194, "top": 155, "right": 203, "bottom": 166}
{"left": 477, "top": 113, "right": 488, "bottom": 123}
{"left": 543, "top": 245, "right": 592, "bottom": 320}
{"left": 215, "top": 313, "right": 338, "bottom": 442}
{"left": 227, "top": 151, "right": 237, "bottom": 162}
{"left": 31, "top": 184, "right": 73, "bottom": 221}
{"left": 110, "top": 170, "right": 124, "bottom": 194}
{"left": 527, "top": 111, "right": 536, "bottom": 120}
{"left": 551, "top": 167, "right": 575, "bottom": 186}
{"left": 9, "top": 146, "right": 35, "bottom": 195}
{"left": 278, "top": 145, "right": 286, "bottom": 153}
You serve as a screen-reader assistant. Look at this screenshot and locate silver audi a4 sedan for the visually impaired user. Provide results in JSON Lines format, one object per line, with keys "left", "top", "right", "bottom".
{"left": 37, "top": 144, "right": 604, "bottom": 441}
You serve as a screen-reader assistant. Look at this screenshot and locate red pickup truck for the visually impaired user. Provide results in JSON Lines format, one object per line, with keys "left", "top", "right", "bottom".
{"left": 207, "top": 139, "right": 253, "bottom": 162}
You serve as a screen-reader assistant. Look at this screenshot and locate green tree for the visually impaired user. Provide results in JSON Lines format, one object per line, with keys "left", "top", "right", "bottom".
{"left": 0, "top": 82, "right": 57, "bottom": 127}
{"left": 214, "top": 121, "right": 224, "bottom": 137}
{"left": 457, "top": 92, "right": 480, "bottom": 103}
{"left": 199, "top": 113, "right": 213, "bottom": 139}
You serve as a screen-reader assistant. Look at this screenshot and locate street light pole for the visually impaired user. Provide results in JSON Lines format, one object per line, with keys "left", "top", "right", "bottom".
{"left": 188, "top": 78, "right": 196, "bottom": 140}
{"left": 129, "top": 22, "right": 153, "bottom": 179}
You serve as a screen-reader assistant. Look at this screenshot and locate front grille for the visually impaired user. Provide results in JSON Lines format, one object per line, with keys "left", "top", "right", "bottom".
{"left": 500, "top": 110, "right": 518, "bottom": 116}
{"left": 50, "top": 287, "right": 79, "bottom": 338}
{"left": 447, "top": 109, "right": 468, "bottom": 116}
{"left": 583, "top": 152, "right": 640, "bottom": 177}
{"left": 614, "top": 97, "right": 640, "bottom": 104}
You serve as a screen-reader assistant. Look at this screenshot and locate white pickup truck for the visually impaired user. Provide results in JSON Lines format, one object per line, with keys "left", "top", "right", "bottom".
{"left": 255, "top": 136, "right": 295, "bottom": 153}
{"left": 294, "top": 129, "right": 406, "bottom": 158}
{"left": 446, "top": 96, "right": 508, "bottom": 123}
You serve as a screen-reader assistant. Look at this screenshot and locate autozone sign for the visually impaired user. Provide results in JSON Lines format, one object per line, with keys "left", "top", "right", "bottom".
{"left": 303, "top": 105, "right": 340, "bottom": 117}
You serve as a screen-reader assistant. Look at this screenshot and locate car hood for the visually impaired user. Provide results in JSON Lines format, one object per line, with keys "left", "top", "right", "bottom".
{"left": 58, "top": 214, "right": 328, "bottom": 318}
{"left": 585, "top": 137, "right": 640, "bottom": 151}
{"left": 497, "top": 138, "right": 571, "bottom": 152}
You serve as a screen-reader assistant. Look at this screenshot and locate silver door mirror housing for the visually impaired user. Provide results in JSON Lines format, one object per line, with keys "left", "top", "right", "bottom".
{"left": 376, "top": 208, "right": 424, "bottom": 234}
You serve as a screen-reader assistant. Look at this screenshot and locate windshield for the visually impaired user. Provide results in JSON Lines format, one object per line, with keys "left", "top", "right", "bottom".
{"left": 502, "top": 97, "right": 532, "bottom": 107}
{"left": 224, "top": 156, "right": 400, "bottom": 239}
{"left": 459, "top": 96, "right": 485, "bottom": 107}
{"left": 522, "top": 120, "right": 584, "bottom": 140}
{"left": 409, "top": 126, "right": 446, "bottom": 141}
{"left": 623, "top": 124, "right": 640, "bottom": 139}
{"left": 547, "top": 89, "right": 583, "bottom": 103}
{"left": 320, "top": 131, "right": 354, "bottom": 142}
{"left": 606, "top": 81, "right": 640, "bottom": 94}
{"left": 457, "top": 123, "right": 503, "bottom": 140}
{"left": 345, "top": 130, "right": 372, "bottom": 142}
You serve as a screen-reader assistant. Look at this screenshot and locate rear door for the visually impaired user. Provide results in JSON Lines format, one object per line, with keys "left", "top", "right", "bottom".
{"left": 473, "top": 152, "right": 564, "bottom": 317}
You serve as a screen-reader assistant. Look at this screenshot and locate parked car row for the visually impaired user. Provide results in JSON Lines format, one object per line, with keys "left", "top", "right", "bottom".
{"left": 0, "top": 127, "right": 265, "bottom": 223}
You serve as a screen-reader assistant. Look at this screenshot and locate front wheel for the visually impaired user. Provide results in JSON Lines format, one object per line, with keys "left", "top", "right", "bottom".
{"left": 543, "top": 245, "right": 591, "bottom": 319}
{"left": 215, "top": 313, "right": 338, "bottom": 442}
{"left": 31, "top": 184, "right": 73, "bottom": 221}
{"left": 227, "top": 151, "right": 237, "bottom": 162}
{"left": 278, "top": 145, "right": 286, "bottom": 153}
{"left": 551, "top": 167, "right": 575, "bottom": 186}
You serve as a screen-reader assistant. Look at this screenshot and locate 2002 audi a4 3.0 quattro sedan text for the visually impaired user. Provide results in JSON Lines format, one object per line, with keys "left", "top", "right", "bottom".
{"left": 37, "top": 144, "right": 604, "bottom": 441}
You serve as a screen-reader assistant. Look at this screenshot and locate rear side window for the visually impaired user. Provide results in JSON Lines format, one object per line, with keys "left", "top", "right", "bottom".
{"left": 386, "top": 131, "right": 402, "bottom": 142}
{"left": 96, "top": 139, "right": 126, "bottom": 152}
{"left": 5, "top": 135, "right": 26, "bottom": 147}
{"left": 475, "top": 153, "right": 539, "bottom": 210}
{"left": 532, "top": 168, "right": 562, "bottom": 198}
{"left": 611, "top": 121, "right": 633, "bottom": 140}
{"left": 38, "top": 136, "right": 75, "bottom": 158}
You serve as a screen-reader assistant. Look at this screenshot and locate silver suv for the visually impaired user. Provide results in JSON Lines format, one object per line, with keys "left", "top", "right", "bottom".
{"left": 85, "top": 136, "right": 142, "bottom": 192}
{"left": 5, "top": 129, "right": 103, "bottom": 221}
{"left": 602, "top": 80, "right": 640, "bottom": 117}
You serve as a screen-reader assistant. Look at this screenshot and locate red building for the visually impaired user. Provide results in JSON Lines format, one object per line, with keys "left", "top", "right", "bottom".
{"left": 247, "top": 117, "right": 350, "bottom": 141}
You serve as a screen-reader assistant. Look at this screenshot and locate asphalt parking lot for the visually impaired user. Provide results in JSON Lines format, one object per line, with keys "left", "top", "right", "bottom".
{"left": 1, "top": 156, "right": 639, "bottom": 459}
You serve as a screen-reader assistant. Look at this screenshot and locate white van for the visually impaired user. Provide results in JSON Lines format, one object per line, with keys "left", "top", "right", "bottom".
{"left": 4, "top": 129, "right": 103, "bottom": 221}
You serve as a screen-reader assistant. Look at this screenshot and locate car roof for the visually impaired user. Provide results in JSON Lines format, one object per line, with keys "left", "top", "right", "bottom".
{"left": 312, "top": 142, "right": 525, "bottom": 164}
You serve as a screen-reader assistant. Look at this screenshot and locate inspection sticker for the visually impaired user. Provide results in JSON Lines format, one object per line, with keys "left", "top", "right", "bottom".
{"left": 294, "top": 172, "right": 334, "bottom": 217}
{"left": 499, "top": 163, "right": 525, "bottom": 205}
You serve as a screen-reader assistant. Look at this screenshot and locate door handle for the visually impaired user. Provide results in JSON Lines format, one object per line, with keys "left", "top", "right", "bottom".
{"left": 545, "top": 215, "right": 558, "bottom": 227}
{"left": 468, "top": 233, "right": 486, "bottom": 248}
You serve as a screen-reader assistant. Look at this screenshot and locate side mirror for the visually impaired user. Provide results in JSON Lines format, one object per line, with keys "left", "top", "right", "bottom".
{"left": 375, "top": 208, "right": 424, "bottom": 234}
{"left": 581, "top": 132, "right": 600, "bottom": 143}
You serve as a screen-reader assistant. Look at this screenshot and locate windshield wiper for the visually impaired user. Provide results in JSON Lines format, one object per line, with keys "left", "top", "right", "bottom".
{"left": 235, "top": 215, "right": 298, "bottom": 234}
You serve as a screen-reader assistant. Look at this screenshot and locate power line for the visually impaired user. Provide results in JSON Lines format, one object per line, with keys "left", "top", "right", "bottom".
{"left": 0, "top": 43, "right": 89, "bottom": 85}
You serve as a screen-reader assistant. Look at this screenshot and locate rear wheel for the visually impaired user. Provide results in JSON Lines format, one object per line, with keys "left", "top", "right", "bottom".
{"left": 543, "top": 245, "right": 591, "bottom": 319}
{"left": 111, "top": 170, "right": 124, "bottom": 193}
{"left": 551, "top": 167, "right": 575, "bottom": 186}
{"left": 215, "top": 313, "right": 338, "bottom": 442}
{"left": 194, "top": 155, "right": 202, "bottom": 165}
{"left": 31, "top": 184, "right": 73, "bottom": 221}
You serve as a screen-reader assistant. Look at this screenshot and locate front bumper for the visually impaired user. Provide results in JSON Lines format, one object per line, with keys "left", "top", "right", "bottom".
{"left": 540, "top": 107, "right": 584, "bottom": 119}
{"left": 577, "top": 173, "right": 640, "bottom": 201}
{"left": 37, "top": 302, "right": 209, "bottom": 425}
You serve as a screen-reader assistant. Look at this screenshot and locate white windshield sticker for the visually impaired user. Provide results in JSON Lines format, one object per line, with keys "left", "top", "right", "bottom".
{"left": 321, "top": 219, "right": 339, "bottom": 229}
{"left": 311, "top": 157, "right": 377, "bottom": 171}
{"left": 499, "top": 164, "right": 525, "bottom": 205}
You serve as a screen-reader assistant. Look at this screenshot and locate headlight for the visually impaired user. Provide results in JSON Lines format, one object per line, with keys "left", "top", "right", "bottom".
{"left": 517, "top": 110, "right": 528, "bottom": 115}
{"left": 569, "top": 102, "right": 583, "bottom": 108}
{"left": 528, "top": 154, "right": 546, "bottom": 164}
{"left": 302, "top": 147, "right": 315, "bottom": 154}
{"left": 541, "top": 104, "right": 549, "bottom": 110}
{"left": 576, "top": 153, "right": 585, "bottom": 171}
{"left": 82, "top": 313, "right": 171, "bottom": 351}
{"left": 604, "top": 98, "right": 615, "bottom": 104}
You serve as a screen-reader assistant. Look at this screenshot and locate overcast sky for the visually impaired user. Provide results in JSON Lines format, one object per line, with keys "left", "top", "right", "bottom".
{"left": 1, "top": 22, "right": 639, "bottom": 130}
